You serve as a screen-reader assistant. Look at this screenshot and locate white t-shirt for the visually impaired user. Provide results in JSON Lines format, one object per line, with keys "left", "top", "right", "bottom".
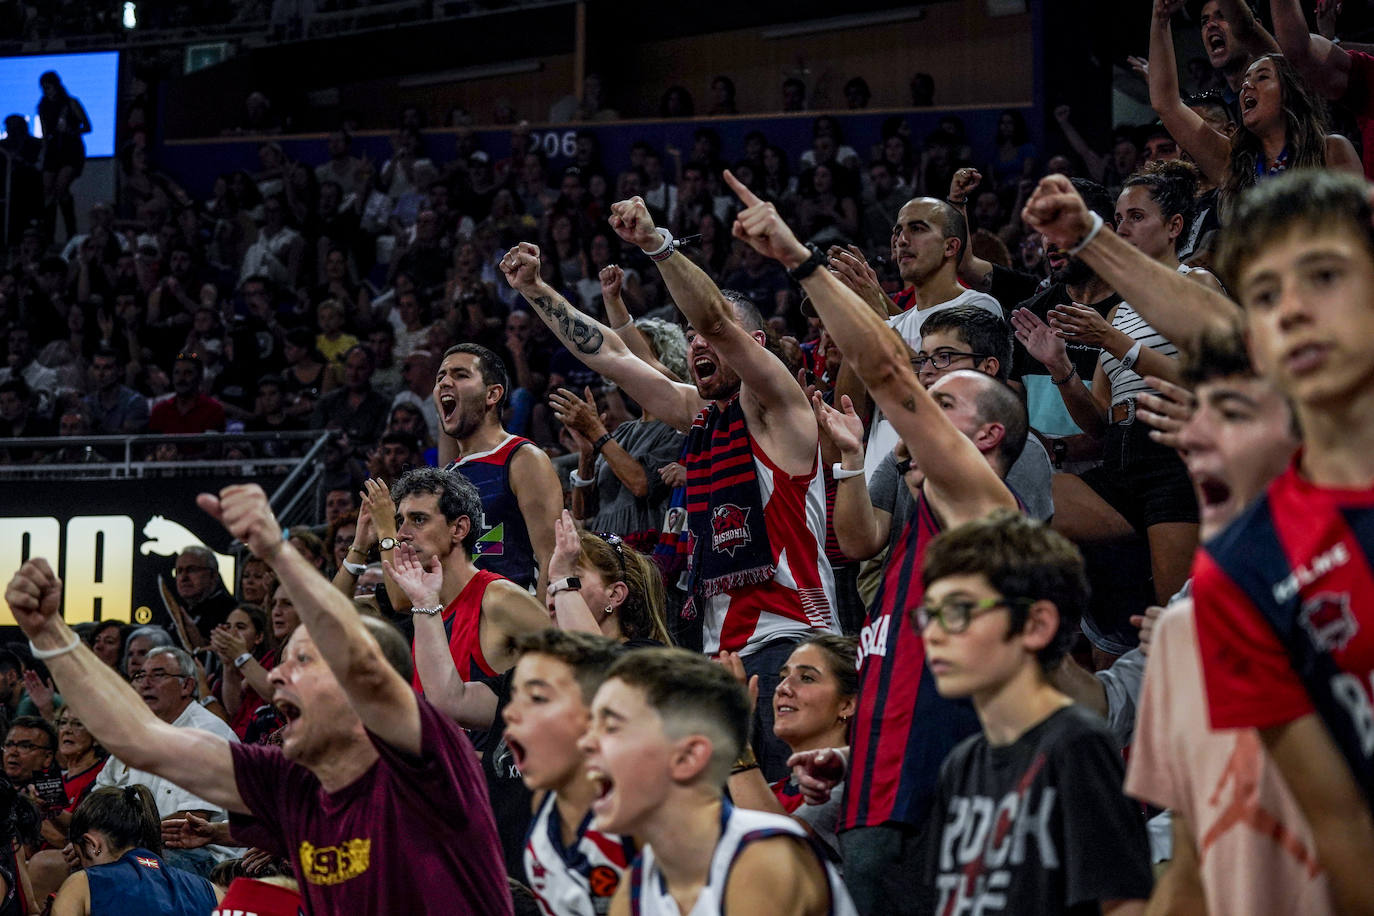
{"left": 863, "top": 289, "right": 1004, "bottom": 481}
{"left": 96, "top": 700, "right": 239, "bottom": 860}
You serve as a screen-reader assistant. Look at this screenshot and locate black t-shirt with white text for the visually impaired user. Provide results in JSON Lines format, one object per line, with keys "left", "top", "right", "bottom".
{"left": 923, "top": 704, "right": 1152, "bottom": 915}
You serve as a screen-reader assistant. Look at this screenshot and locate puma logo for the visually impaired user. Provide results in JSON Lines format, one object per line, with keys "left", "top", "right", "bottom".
{"left": 140, "top": 516, "right": 237, "bottom": 587}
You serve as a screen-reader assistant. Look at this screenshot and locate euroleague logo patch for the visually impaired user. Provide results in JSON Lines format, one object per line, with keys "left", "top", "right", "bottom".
{"left": 1300, "top": 591, "right": 1359, "bottom": 653}
{"left": 710, "top": 504, "right": 751, "bottom": 556}
{"left": 588, "top": 865, "right": 620, "bottom": 898}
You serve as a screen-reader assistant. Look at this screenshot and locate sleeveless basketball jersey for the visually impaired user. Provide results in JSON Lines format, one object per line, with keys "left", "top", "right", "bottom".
{"left": 692, "top": 428, "right": 839, "bottom": 656}
{"left": 525, "top": 792, "right": 636, "bottom": 916}
{"left": 842, "top": 491, "right": 982, "bottom": 832}
{"left": 85, "top": 848, "right": 217, "bottom": 916}
{"left": 448, "top": 433, "right": 538, "bottom": 588}
{"left": 410, "top": 568, "right": 502, "bottom": 692}
{"left": 627, "top": 802, "right": 855, "bottom": 916}
{"left": 1194, "top": 460, "right": 1374, "bottom": 809}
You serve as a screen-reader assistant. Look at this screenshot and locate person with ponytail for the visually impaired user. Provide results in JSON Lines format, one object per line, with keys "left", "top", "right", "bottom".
{"left": 50, "top": 786, "right": 220, "bottom": 915}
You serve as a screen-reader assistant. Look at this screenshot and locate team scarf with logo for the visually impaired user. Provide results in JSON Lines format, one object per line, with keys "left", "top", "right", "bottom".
{"left": 681, "top": 395, "right": 775, "bottom": 618}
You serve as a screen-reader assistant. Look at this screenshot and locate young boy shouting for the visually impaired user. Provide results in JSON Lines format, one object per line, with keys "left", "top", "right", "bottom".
{"left": 502, "top": 629, "right": 636, "bottom": 916}
{"left": 917, "top": 510, "right": 1153, "bottom": 915}
{"left": 580, "top": 648, "right": 855, "bottom": 915}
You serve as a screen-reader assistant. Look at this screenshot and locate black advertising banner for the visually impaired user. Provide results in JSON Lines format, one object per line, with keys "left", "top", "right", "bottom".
{"left": 0, "top": 474, "right": 288, "bottom": 627}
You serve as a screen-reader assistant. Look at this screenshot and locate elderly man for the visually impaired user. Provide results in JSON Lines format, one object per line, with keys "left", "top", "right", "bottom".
{"left": 93, "top": 646, "right": 238, "bottom": 877}
{"left": 5, "top": 482, "right": 513, "bottom": 915}
{"left": 171, "top": 546, "right": 235, "bottom": 641}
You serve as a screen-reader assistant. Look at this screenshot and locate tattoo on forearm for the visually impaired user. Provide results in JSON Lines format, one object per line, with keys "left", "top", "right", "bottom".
{"left": 901, "top": 397, "right": 917, "bottom": 413}
{"left": 532, "top": 296, "right": 605, "bottom": 355}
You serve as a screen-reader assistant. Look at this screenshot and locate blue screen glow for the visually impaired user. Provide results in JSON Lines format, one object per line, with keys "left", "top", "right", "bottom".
{"left": 0, "top": 51, "right": 119, "bottom": 158}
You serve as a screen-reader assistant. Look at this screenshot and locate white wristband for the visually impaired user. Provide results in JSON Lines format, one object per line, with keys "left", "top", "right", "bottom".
{"left": 1120, "top": 340, "right": 1144, "bottom": 372}
{"left": 1065, "top": 211, "right": 1104, "bottom": 257}
{"left": 642, "top": 227, "right": 673, "bottom": 257}
{"left": 342, "top": 559, "right": 367, "bottom": 575}
{"left": 29, "top": 633, "right": 82, "bottom": 660}
{"left": 832, "top": 463, "right": 865, "bottom": 480}
{"left": 569, "top": 470, "right": 596, "bottom": 488}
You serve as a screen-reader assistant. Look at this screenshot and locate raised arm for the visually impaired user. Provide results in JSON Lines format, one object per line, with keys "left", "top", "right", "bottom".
{"left": 4, "top": 559, "right": 246, "bottom": 814}
{"left": 1053, "top": 106, "right": 1109, "bottom": 184}
{"left": 510, "top": 443, "right": 563, "bottom": 597}
{"left": 1216, "top": 0, "right": 1280, "bottom": 57}
{"left": 815, "top": 393, "right": 891, "bottom": 561}
{"left": 608, "top": 196, "right": 819, "bottom": 476}
{"left": 198, "top": 485, "right": 424, "bottom": 756}
{"left": 1148, "top": 1, "right": 1233, "bottom": 186}
{"left": 949, "top": 168, "right": 997, "bottom": 293}
{"left": 725, "top": 171, "right": 1015, "bottom": 524}
{"left": 383, "top": 545, "right": 500, "bottom": 730}
{"left": 600, "top": 266, "right": 680, "bottom": 380}
{"left": 500, "top": 243, "right": 703, "bottom": 432}
{"left": 1271, "top": 0, "right": 1353, "bottom": 98}
{"left": 1023, "top": 174, "right": 1242, "bottom": 352}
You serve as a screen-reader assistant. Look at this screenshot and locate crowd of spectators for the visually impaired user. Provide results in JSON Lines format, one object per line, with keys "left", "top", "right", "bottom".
{"left": 6, "top": 0, "right": 1374, "bottom": 914}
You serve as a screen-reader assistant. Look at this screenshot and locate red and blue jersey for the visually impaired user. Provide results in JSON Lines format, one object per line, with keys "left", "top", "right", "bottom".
{"left": 1194, "top": 459, "right": 1374, "bottom": 809}
{"left": 525, "top": 793, "right": 635, "bottom": 916}
{"left": 448, "top": 434, "right": 537, "bottom": 589}
{"left": 841, "top": 491, "right": 981, "bottom": 832}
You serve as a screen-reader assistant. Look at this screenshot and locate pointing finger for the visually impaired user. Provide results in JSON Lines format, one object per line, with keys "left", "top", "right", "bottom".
{"left": 723, "top": 169, "right": 762, "bottom": 207}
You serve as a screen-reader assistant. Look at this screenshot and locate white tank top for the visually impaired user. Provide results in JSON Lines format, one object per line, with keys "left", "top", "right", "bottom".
{"left": 627, "top": 802, "right": 856, "bottom": 916}
{"left": 525, "top": 792, "right": 636, "bottom": 916}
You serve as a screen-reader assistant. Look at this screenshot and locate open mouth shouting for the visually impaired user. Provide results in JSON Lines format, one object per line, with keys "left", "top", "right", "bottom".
{"left": 274, "top": 697, "right": 303, "bottom": 737}
{"left": 437, "top": 393, "right": 459, "bottom": 426}
{"left": 1205, "top": 28, "right": 1228, "bottom": 62}
{"left": 587, "top": 768, "right": 616, "bottom": 820}
{"left": 692, "top": 356, "right": 718, "bottom": 386}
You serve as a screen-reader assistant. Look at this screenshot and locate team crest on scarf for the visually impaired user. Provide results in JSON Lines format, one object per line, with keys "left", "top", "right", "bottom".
{"left": 711, "top": 504, "right": 752, "bottom": 556}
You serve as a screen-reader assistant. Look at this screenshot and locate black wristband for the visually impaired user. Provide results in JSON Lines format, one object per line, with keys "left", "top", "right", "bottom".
{"left": 787, "top": 245, "right": 827, "bottom": 283}
{"left": 591, "top": 432, "right": 613, "bottom": 455}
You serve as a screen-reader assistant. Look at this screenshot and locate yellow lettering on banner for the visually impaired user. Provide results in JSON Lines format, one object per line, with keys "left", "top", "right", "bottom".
{"left": 0, "top": 518, "right": 61, "bottom": 626}
{"left": 299, "top": 838, "right": 372, "bottom": 885}
{"left": 63, "top": 516, "right": 134, "bottom": 624}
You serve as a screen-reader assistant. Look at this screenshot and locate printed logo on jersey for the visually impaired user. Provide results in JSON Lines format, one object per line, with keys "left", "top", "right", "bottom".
{"left": 935, "top": 754, "right": 1054, "bottom": 914}
{"left": 710, "top": 504, "right": 751, "bottom": 556}
{"left": 588, "top": 864, "right": 620, "bottom": 899}
{"left": 299, "top": 838, "right": 371, "bottom": 886}
{"left": 135, "top": 855, "right": 160, "bottom": 869}
{"left": 1272, "top": 542, "right": 1350, "bottom": 604}
{"left": 1300, "top": 592, "right": 1359, "bottom": 653}
{"left": 857, "top": 614, "right": 891, "bottom": 669}
{"left": 475, "top": 522, "right": 505, "bottom": 557}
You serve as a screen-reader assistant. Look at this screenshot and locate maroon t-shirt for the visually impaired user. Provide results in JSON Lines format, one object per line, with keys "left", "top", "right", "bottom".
{"left": 149, "top": 393, "right": 226, "bottom": 435}
{"left": 228, "top": 697, "right": 512, "bottom": 916}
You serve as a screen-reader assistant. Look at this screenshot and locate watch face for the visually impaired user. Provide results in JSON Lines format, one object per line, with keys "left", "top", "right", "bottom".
{"left": 379, "top": 538, "right": 397, "bottom": 551}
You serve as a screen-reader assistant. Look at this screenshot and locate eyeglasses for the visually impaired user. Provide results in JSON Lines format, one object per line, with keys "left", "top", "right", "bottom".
{"left": 909, "top": 596, "right": 1031, "bottom": 634}
{"left": 130, "top": 669, "right": 189, "bottom": 685}
{"left": 912, "top": 350, "right": 986, "bottom": 372}
{"left": 596, "top": 532, "right": 626, "bottom": 579}
{"left": 2, "top": 741, "right": 49, "bottom": 753}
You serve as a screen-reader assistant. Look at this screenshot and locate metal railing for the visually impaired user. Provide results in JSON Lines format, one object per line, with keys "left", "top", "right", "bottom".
{"left": 0, "top": 429, "right": 332, "bottom": 527}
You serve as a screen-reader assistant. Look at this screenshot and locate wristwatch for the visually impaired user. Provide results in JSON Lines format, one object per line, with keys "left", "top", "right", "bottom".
{"left": 233, "top": 651, "right": 254, "bottom": 669}
{"left": 787, "top": 244, "right": 827, "bottom": 282}
{"left": 548, "top": 576, "right": 582, "bottom": 597}
{"left": 378, "top": 537, "right": 398, "bottom": 551}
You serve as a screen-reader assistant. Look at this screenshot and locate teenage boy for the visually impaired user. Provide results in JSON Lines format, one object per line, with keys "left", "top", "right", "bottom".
{"left": 501, "top": 629, "right": 635, "bottom": 916}
{"left": 918, "top": 510, "right": 1152, "bottom": 914}
{"left": 1187, "top": 169, "right": 1374, "bottom": 915}
{"left": 579, "top": 648, "right": 855, "bottom": 915}
{"left": 1124, "top": 327, "right": 1329, "bottom": 912}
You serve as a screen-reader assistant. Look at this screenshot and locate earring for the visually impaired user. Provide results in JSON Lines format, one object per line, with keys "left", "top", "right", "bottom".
{"left": 604, "top": 605, "right": 614, "bottom": 615}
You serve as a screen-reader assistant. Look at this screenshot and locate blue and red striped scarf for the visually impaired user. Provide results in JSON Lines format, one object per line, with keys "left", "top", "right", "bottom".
{"left": 680, "top": 396, "right": 776, "bottom": 618}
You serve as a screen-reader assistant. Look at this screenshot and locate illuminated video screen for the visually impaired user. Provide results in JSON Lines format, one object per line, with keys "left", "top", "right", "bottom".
{"left": 0, "top": 51, "right": 119, "bottom": 158}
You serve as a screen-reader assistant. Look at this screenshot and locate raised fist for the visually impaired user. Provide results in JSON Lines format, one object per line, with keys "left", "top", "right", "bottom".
{"left": 197, "top": 484, "right": 284, "bottom": 561}
{"left": 1021, "top": 175, "right": 1096, "bottom": 253}
{"left": 499, "top": 242, "right": 543, "bottom": 293}
{"left": 4, "top": 559, "right": 63, "bottom": 640}
{"left": 607, "top": 197, "right": 662, "bottom": 251}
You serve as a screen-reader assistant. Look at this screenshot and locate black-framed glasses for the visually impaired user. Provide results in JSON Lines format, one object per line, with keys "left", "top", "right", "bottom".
{"left": 595, "top": 532, "right": 626, "bottom": 579}
{"left": 912, "top": 350, "right": 986, "bottom": 371}
{"left": 909, "top": 596, "right": 1031, "bottom": 634}
{"left": 1, "top": 741, "right": 49, "bottom": 753}
{"left": 130, "top": 669, "right": 190, "bottom": 685}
